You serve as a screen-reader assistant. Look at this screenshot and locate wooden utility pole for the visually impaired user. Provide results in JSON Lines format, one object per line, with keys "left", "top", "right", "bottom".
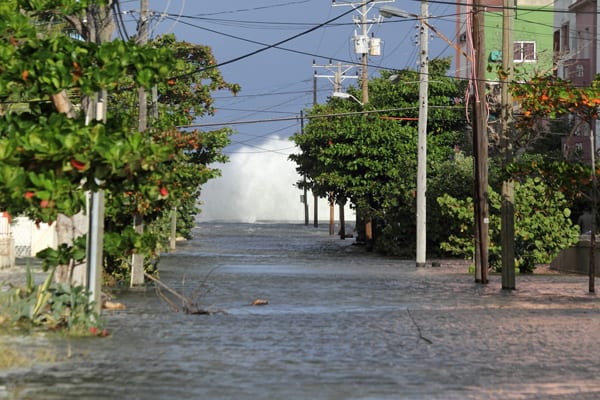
{"left": 313, "top": 73, "right": 319, "bottom": 227}
{"left": 131, "top": 0, "right": 149, "bottom": 287}
{"left": 472, "top": 1, "right": 489, "bottom": 283}
{"left": 360, "top": 0, "right": 369, "bottom": 106}
{"left": 301, "top": 111, "right": 309, "bottom": 226}
{"left": 500, "top": 0, "right": 515, "bottom": 290}
{"left": 360, "top": 0, "right": 373, "bottom": 248}
{"left": 590, "top": 124, "right": 596, "bottom": 293}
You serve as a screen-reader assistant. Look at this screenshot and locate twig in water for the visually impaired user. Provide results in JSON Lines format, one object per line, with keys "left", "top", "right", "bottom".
{"left": 407, "top": 308, "right": 432, "bottom": 344}
{"left": 186, "top": 265, "right": 222, "bottom": 305}
{"left": 144, "top": 272, "right": 227, "bottom": 315}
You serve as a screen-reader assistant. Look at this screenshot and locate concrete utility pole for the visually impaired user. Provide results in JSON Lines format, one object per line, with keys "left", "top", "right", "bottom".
{"left": 87, "top": 99, "right": 105, "bottom": 314}
{"left": 313, "top": 60, "right": 358, "bottom": 234}
{"left": 414, "top": 0, "right": 429, "bottom": 268}
{"left": 57, "top": 3, "right": 113, "bottom": 310}
{"left": 500, "top": 0, "right": 515, "bottom": 290}
{"left": 380, "top": 3, "right": 472, "bottom": 267}
{"left": 472, "top": 1, "right": 489, "bottom": 283}
{"left": 131, "top": 0, "right": 149, "bottom": 287}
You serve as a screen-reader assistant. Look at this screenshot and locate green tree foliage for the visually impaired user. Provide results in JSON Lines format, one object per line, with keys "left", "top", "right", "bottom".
{"left": 0, "top": 2, "right": 238, "bottom": 286}
{"left": 290, "top": 58, "right": 467, "bottom": 255}
{"left": 103, "top": 34, "right": 239, "bottom": 279}
{"left": 438, "top": 174, "right": 580, "bottom": 273}
{"left": 0, "top": 0, "right": 173, "bottom": 222}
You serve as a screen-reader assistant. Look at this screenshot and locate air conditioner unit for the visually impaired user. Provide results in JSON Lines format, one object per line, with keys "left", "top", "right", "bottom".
{"left": 489, "top": 50, "right": 502, "bottom": 62}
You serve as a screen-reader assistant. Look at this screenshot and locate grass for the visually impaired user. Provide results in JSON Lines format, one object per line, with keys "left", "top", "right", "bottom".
{"left": 0, "top": 333, "right": 62, "bottom": 371}
{"left": 0, "top": 346, "right": 29, "bottom": 369}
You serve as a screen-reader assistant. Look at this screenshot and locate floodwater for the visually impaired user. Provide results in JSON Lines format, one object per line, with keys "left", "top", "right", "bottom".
{"left": 3, "top": 222, "right": 600, "bottom": 399}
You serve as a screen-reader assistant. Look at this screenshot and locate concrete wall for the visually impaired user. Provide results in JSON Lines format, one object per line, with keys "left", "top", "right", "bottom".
{"left": 0, "top": 213, "right": 14, "bottom": 269}
{"left": 551, "top": 235, "right": 600, "bottom": 275}
{"left": 0, "top": 237, "right": 15, "bottom": 269}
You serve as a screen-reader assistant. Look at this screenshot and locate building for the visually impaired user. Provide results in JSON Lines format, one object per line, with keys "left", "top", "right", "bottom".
{"left": 553, "top": 0, "right": 599, "bottom": 86}
{"left": 455, "top": 0, "right": 555, "bottom": 80}
{"left": 553, "top": 0, "right": 600, "bottom": 164}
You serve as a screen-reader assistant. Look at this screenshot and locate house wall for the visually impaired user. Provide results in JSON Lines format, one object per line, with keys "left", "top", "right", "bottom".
{"left": 554, "top": 0, "right": 598, "bottom": 84}
{"left": 455, "top": 1, "right": 554, "bottom": 79}
{"left": 484, "top": 4, "right": 555, "bottom": 81}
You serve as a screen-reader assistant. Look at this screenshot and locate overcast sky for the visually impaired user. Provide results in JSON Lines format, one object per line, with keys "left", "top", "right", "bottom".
{"left": 119, "top": 0, "right": 458, "bottom": 222}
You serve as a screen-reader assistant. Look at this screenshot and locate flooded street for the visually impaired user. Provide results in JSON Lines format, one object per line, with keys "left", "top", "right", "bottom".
{"left": 3, "top": 222, "right": 600, "bottom": 399}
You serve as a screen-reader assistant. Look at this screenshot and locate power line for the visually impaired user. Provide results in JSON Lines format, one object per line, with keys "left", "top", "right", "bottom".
{"left": 178, "top": 105, "right": 463, "bottom": 128}
{"left": 169, "top": 0, "right": 383, "bottom": 78}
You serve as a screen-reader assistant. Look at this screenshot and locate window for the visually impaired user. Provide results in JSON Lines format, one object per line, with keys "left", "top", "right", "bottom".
{"left": 561, "top": 23, "right": 570, "bottom": 53}
{"left": 576, "top": 64, "right": 584, "bottom": 77}
{"left": 514, "top": 41, "right": 536, "bottom": 63}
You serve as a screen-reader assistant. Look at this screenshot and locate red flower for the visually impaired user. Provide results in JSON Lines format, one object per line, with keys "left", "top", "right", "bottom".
{"left": 24, "top": 191, "right": 35, "bottom": 200}
{"left": 70, "top": 158, "right": 86, "bottom": 171}
{"left": 159, "top": 187, "right": 168, "bottom": 197}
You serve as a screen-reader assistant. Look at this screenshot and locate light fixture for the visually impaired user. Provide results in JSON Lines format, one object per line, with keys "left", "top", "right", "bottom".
{"left": 379, "top": 5, "right": 412, "bottom": 19}
{"left": 332, "top": 91, "right": 363, "bottom": 106}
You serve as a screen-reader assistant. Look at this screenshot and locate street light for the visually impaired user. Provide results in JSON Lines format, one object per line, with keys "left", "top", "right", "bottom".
{"left": 379, "top": 5, "right": 411, "bottom": 19}
{"left": 332, "top": 91, "right": 364, "bottom": 106}
{"left": 379, "top": 3, "right": 428, "bottom": 268}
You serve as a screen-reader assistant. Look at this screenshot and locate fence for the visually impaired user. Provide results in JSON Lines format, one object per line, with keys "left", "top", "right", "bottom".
{"left": 0, "top": 212, "right": 14, "bottom": 269}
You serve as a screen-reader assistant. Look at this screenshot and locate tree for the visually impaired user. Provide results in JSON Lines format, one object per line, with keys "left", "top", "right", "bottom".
{"left": 103, "top": 34, "right": 239, "bottom": 281}
{"left": 0, "top": 1, "right": 233, "bottom": 284}
{"left": 290, "top": 58, "right": 467, "bottom": 255}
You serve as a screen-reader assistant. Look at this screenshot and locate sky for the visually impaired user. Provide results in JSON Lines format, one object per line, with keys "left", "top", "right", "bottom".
{"left": 118, "top": 0, "right": 459, "bottom": 222}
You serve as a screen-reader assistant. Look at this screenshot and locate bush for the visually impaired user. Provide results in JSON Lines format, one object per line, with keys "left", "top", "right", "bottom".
{"left": 0, "top": 267, "right": 106, "bottom": 336}
{"left": 438, "top": 177, "right": 580, "bottom": 273}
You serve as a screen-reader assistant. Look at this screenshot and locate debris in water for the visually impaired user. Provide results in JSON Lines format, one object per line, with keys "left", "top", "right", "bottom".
{"left": 251, "top": 299, "right": 269, "bottom": 306}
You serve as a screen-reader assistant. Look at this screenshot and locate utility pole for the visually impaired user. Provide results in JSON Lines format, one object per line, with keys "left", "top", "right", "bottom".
{"left": 67, "top": 3, "right": 113, "bottom": 311}
{"left": 131, "top": 0, "right": 149, "bottom": 287}
{"left": 472, "top": 1, "right": 489, "bottom": 283}
{"left": 86, "top": 98, "right": 105, "bottom": 315}
{"left": 589, "top": 123, "right": 596, "bottom": 293}
{"left": 313, "top": 73, "right": 319, "bottom": 228}
{"left": 360, "top": 0, "right": 369, "bottom": 105}
{"left": 415, "top": 0, "right": 428, "bottom": 268}
{"left": 500, "top": 0, "right": 515, "bottom": 290}
{"left": 313, "top": 60, "right": 357, "bottom": 235}
{"left": 333, "top": 0, "right": 389, "bottom": 247}
{"left": 360, "top": 0, "right": 372, "bottom": 247}
{"left": 301, "top": 110, "right": 309, "bottom": 226}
